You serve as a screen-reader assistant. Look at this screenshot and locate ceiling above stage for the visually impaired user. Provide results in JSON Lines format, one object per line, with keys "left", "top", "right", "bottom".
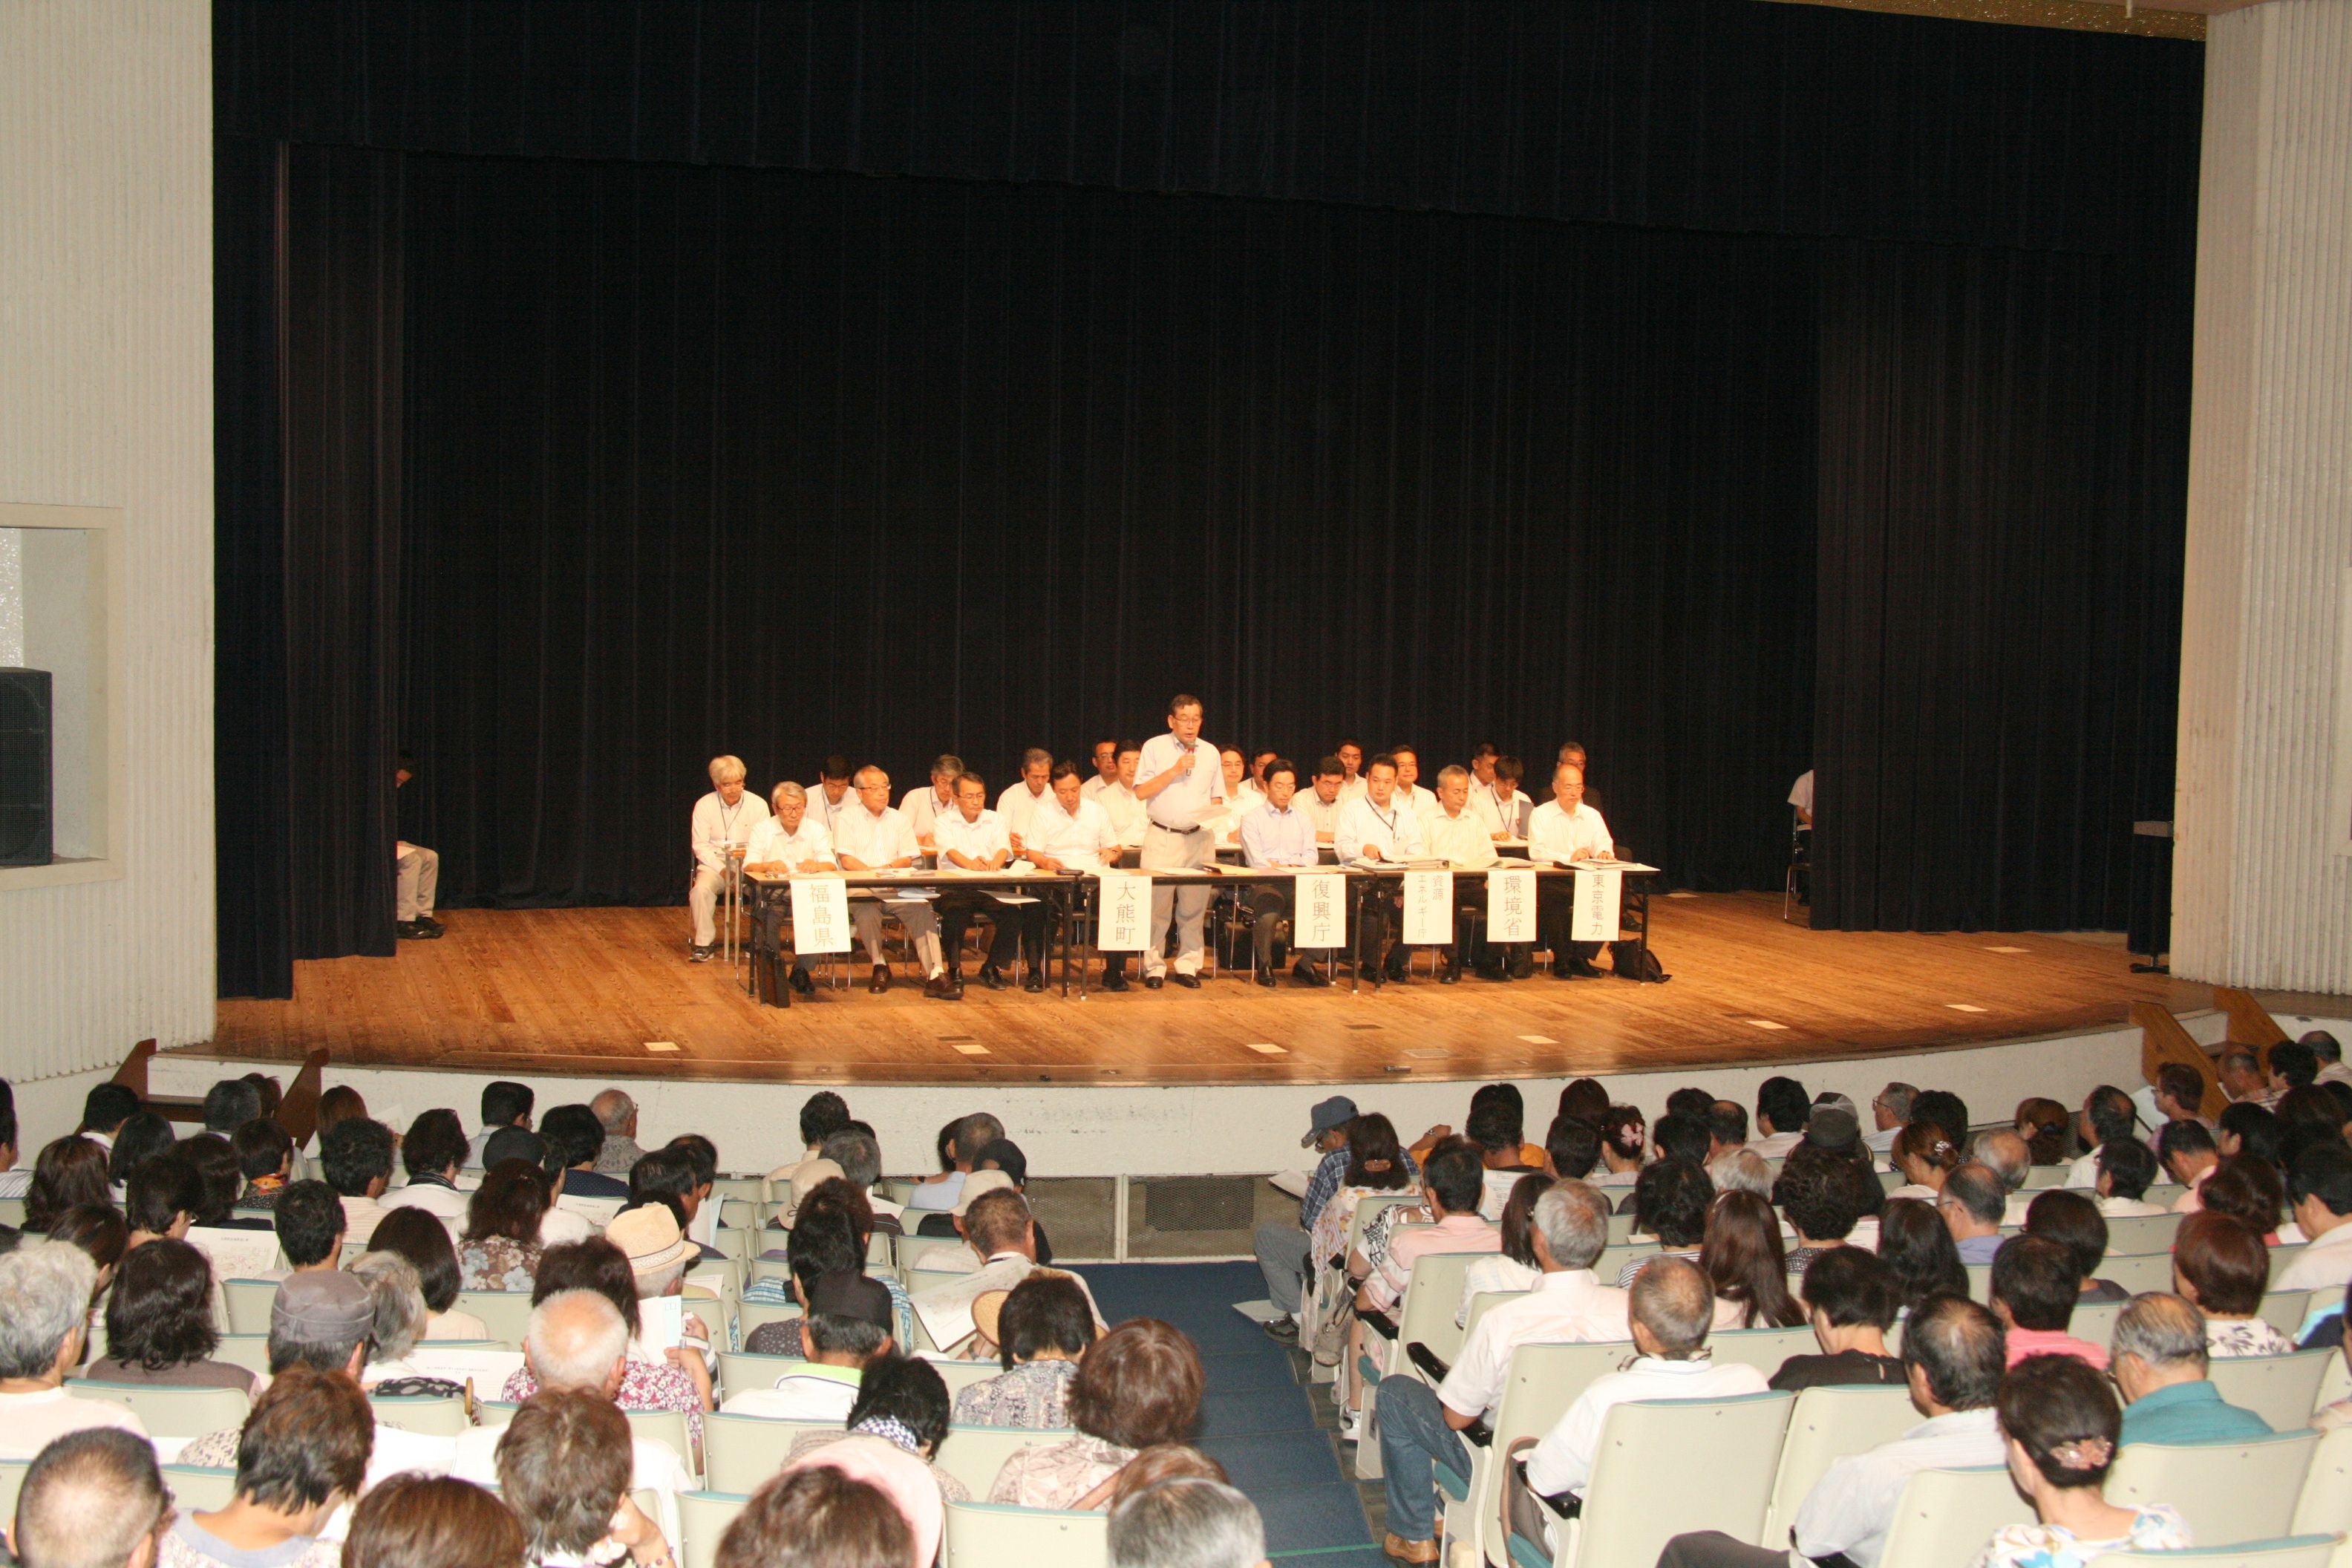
{"left": 1766, "top": 0, "right": 2274, "bottom": 41}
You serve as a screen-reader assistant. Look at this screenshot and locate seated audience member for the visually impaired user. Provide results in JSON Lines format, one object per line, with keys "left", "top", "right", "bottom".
{"left": 179, "top": 1135, "right": 251, "bottom": 1232}
{"left": 819, "top": 1126, "right": 904, "bottom": 1233}
{"left": 1938, "top": 1163, "right": 2008, "bottom": 1264}
{"left": 592, "top": 1088, "right": 645, "bottom": 1175}
{"left": 1357, "top": 1142, "right": 1499, "bottom": 1320}
{"left": 1410, "top": 1085, "right": 1543, "bottom": 1168}
{"left": 627, "top": 1146, "right": 722, "bottom": 1266}
{"left": 1545, "top": 1114, "right": 1601, "bottom": 1182}
{"left": 722, "top": 1273, "right": 895, "bottom": 1420}
{"left": 122, "top": 1156, "right": 199, "bottom": 1247}
{"left": 714, "top": 1466, "right": 912, "bottom": 1568}
{"left": 2110, "top": 1292, "right": 2273, "bottom": 1446}
{"left": 785, "top": 1353, "right": 971, "bottom": 1505}
{"left": 342, "top": 1474, "right": 526, "bottom": 1568}
{"left": 662, "top": 1132, "right": 722, "bottom": 1247}
{"left": 2095, "top": 1139, "right": 2168, "bottom": 1217}
{"left": 1109, "top": 1445, "right": 1229, "bottom": 1510}
{"left": 541, "top": 1103, "right": 627, "bottom": 1201}
{"left": 1991, "top": 1235, "right": 2107, "bottom": 1370}
{"left": 1748, "top": 1077, "right": 1810, "bottom": 1158}
{"left": 459, "top": 1157, "right": 552, "bottom": 1290}
{"left": 498, "top": 1390, "right": 674, "bottom": 1568}
{"left": 1707, "top": 1100, "right": 1751, "bottom": 1163}
{"left": 1108, "top": 1478, "right": 1268, "bottom": 1568}
{"left": 1656, "top": 1294, "right": 2007, "bottom": 1568}
{"left": 318, "top": 1117, "right": 397, "bottom": 1250}
{"left": 779, "top": 1433, "right": 947, "bottom": 1564}
{"left": 1252, "top": 1096, "right": 1359, "bottom": 1344}
{"left": 1970, "top": 1128, "right": 2036, "bottom": 1224}
{"left": 1373, "top": 1181, "right": 1628, "bottom": 1561}
{"left": 1976, "top": 1354, "right": 2190, "bottom": 1565}
{"left": 964, "top": 1138, "right": 1057, "bottom": 1264}
{"left": 1307, "top": 1116, "right": 1416, "bottom": 1295}
{"left": 1877, "top": 1195, "right": 1970, "bottom": 1313}
{"left": 76, "top": 1084, "right": 143, "bottom": 1153}
{"left": 501, "top": 1238, "right": 712, "bottom": 1451}
{"left": 1590, "top": 1105, "right": 1645, "bottom": 1188}
{"left": 2063, "top": 1086, "right": 2139, "bottom": 1187}
{"left": 272, "top": 1179, "right": 347, "bottom": 1273}
{"left": 2025, "top": 1190, "right": 2128, "bottom": 1303}
{"left": 2201, "top": 1154, "right": 2296, "bottom": 1242}
{"left": 48, "top": 1205, "right": 128, "bottom": 1327}
{"left": 1774, "top": 1247, "right": 1904, "bottom": 1390}
{"left": 0, "top": 1242, "right": 149, "bottom": 1457}
{"left": 367, "top": 1206, "right": 488, "bottom": 1339}
{"left": 1863, "top": 1082, "right": 1913, "bottom": 1156}
{"left": 448, "top": 1290, "right": 692, "bottom": 1534}
{"left": 26, "top": 1137, "right": 114, "bottom": 1233}
{"left": 954, "top": 1273, "right": 1094, "bottom": 1428}
{"left": 1708, "top": 1148, "right": 1774, "bottom": 1202}
{"left": 157, "top": 1365, "right": 371, "bottom": 1568}
{"left": 1907, "top": 1088, "right": 1972, "bottom": 1152}
{"left": 2146, "top": 1062, "right": 2208, "bottom": 1130}
{"left": 2217, "top": 1100, "right": 2282, "bottom": 1167}
{"left": 467, "top": 1080, "right": 536, "bottom": 1169}
{"left": 1515, "top": 1257, "right": 1767, "bottom": 1532}
{"left": 1777, "top": 1146, "right": 1870, "bottom": 1278}
{"left": 108, "top": 1114, "right": 177, "bottom": 1193}
{"left": 229, "top": 1119, "right": 293, "bottom": 1216}
{"left": 379, "top": 1109, "right": 470, "bottom": 1225}
{"left": 990, "top": 1319, "right": 1205, "bottom": 1511}
{"left": 346, "top": 1252, "right": 438, "bottom": 1385}
{"left": 1618, "top": 1158, "right": 1711, "bottom": 1284}
{"left": 1887, "top": 1122, "right": 1961, "bottom": 1202}
{"left": 904, "top": 1111, "right": 1004, "bottom": 1217}
{"left": 1556, "top": 1078, "right": 1610, "bottom": 1127}
{"left": 9, "top": 1427, "right": 171, "bottom": 1568}
{"left": 1705, "top": 1189, "right": 1804, "bottom": 1330}
{"left": 2218, "top": 1048, "right": 2274, "bottom": 1109}
{"left": 747, "top": 1187, "right": 913, "bottom": 1354}
{"left": 83, "top": 1238, "right": 258, "bottom": 1394}
{"left": 2159, "top": 1118, "right": 2221, "bottom": 1210}
{"left": 2016, "top": 1098, "right": 2073, "bottom": 1168}
{"left": 2280, "top": 1143, "right": 2352, "bottom": 1293}
{"left": 1469, "top": 1100, "right": 1545, "bottom": 1218}
{"left": 1458, "top": 1173, "right": 1551, "bottom": 1327}
{"left": 2171, "top": 1212, "right": 2293, "bottom": 1356}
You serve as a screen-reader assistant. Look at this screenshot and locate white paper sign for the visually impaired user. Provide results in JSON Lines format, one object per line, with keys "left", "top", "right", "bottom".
{"left": 1572, "top": 866, "right": 1624, "bottom": 943}
{"left": 1096, "top": 873, "right": 1152, "bottom": 952}
{"left": 1292, "top": 872, "right": 1348, "bottom": 950}
{"left": 185, "top": 1226, "right": 282, "bottom": 1281}
{"left": 1402, "top": 869, "right": 1455, "bottom": 945}
{"left": 1486, "top": 868, "right": 1538, "bottom": 944}
{"left": 789, "top": 875, "right": 852, "bottom": 954}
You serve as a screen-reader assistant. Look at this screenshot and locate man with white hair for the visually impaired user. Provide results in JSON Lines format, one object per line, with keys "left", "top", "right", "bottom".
{"left": 7, "top": 1427, "right": 171, "bottom": 1568}
{"left": 449, "top": 1289, "right": 690, "bottom": 1540}
{"left": 1109, "top": 1478, "right": 1271, "bottom": 1568}
{"left": 688, "top": 754, "right": 770, "bottom": 963}
{"left": 744, "top": 780, "right": 840, "bottom": 997}
{"left": 1866, "top": 1082, "right": 1916, "bottom": 1157}
{"left": 591, "top": 1089, "right": 644, "bottom": 1177}
{"left": 0, "top": 1242, "right": 149, "bottom": 1457}
{"left": 832, "top": 765, "right": 953, "bottom": 998}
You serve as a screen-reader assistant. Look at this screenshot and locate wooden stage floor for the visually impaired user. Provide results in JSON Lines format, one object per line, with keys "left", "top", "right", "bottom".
{"left": 202, "top": 894, "right": 2221, "bottom": 1088}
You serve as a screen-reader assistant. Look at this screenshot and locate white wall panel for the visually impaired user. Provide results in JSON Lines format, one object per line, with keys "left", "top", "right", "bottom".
{"left": 2174, "top": 0, "right": 2352, "bottom": 992}
{"left": 0, "top": 1, "right": 214, "bottom": 1077}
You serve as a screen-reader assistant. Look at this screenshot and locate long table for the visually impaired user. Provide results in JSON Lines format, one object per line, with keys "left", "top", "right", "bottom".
{"left": 741, "top": 863, "right": 1656, "bottom": 1004}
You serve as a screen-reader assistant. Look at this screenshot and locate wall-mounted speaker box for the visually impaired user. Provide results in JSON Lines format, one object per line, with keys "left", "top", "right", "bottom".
{"left": 0, "top": 668, "right": 54, "bottom": 867}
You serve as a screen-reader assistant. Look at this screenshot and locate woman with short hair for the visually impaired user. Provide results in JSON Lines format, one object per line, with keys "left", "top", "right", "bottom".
{"left": 497, "top": 1389, "right": 673, "bottom": 1568}
{"left": 989, "top": 1319, "right": 1205, "bottom": 1510}
{"left": 157, "top": 1365, "right": 372, "bottom": 1568}
{"left": 342, "top": 1474, "right": 526, "bottom": 1568}
{"left": 1618, "top": 1159, "right": 1713, "bottom": 1287}
{"left": 460, "top": 1158, "right": 550, "bottom": 1290}
{"left": 347, "top": 1252, "right": 435, "bottom": 1385}
{"left": 2014, "top": 1099, "right": 2073, "bottom": 1168}
{"left": 1974, "top": 1356, "right": 2189, "bottom": 1567}
{"left": 85, "top": 1238, "right": 258, "bottom": 1396}
{"left": 788, "top": 1352, "right": 971, "bottom": 1505}
{"left": 716, "top": 1467, "right": 909, "bottom": 1568}
{"left": 368, "top": 1206, "right": 489, "bottom": 1339}
{"left": 25, "top": 1137, "right": 113, "bottom": 1233}
{"left": 1886, "top": 1123, "right": 1961, "bottom": 1203}
{"left": 953, "top": 1275, "right": 1096, "bottom": 1428}
{"left": 2172, "top": 1212, "right": 2294, "bottom": 1356}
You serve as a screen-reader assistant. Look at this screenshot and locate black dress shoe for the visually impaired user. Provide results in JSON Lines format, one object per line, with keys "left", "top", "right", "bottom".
{"left": 1170, "top": 973, "right": 1200, "bottom": 990}
{"left": 1145, "top": 976, "right": 1165, "bottom": 990}
{"left": 1024, "top": 972, "right": 1046, "bottom": 993}
{"left": 1440, "top": 966, "right": 1460, "bottom": 985}
{"left": 416, "top": 915, "right": 446, "bottom": 934}
{"left": 869, "top": 965, "right": 892, "bottom": 994}
{"left": 1103, "top": 972, "right": 1131, "bottom": 993}
{"left": 1256, "top": 970, "right": 1277, "bottom": 988}
{"left": 1296, "top": 965, "right": 1331, "bottom": 988}
{"left": 979, "top": 964, "right": 1008, "bottom": 992}
{"left": 788, "top": 967, "right": 816, "bottom": 996}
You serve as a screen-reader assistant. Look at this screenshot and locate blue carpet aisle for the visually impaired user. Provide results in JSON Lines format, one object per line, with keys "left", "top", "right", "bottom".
{"left": 1080, "top": 1261, "right": 1388, "bottom": 1566}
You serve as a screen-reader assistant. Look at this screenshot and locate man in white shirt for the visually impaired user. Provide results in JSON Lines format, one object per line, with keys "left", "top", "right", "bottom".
{"left": 1520, "top": 1258, "right": 1768, "bottom": 1516}
{"left": 1095, "top": 742, "right": 1148, "bottom": 849}
{"left": 1526, "top": 762, "right": 1614, "bottom": 979}
{"left": 809, "top": 754, "right": 857, "bottom": 834}
{"left": 2063, "top": 1085, "right": 2140, "bottom": 1188}
{"left": 393, "top": 753, "right": 442, "bottom": 941}
{"left": 832, "top": 766, "right": 953, "bottom": 999}
{"left": 2311, "top": 1031, "right": 2351, "bottom": 1088}
{"left": 1335, "top": 739, "right": 1368, "bottom": 800}
{"left": 1238, "top": 760, "right": 1329, "bottom": 987}
{"left": 1022, "top": 761, "right": 1128, "bottom": 989}
{"left": 1788, "top": 768, "right": 1814, "bottom": 829}
{"left": 1469, "top": 751, "right": 1532, "bottom": 840}
{"left": 744, "top": 781, "right": 840, "bottom": 997}
{"left": 0, "top": 1243, "right": 150, "bottom": 1460}
{"left": 933, "top": 772, "right": 1047, "bottom": 994}
{"left": 1297, "top": 756, "right": 1347, "bottom": 843}
{"left": 1866, "top": 1082, "right": 1916, "bottom": 1157}
{"left": 1133, "top": 693, "right": 1228, "bottom": 989}
{"left": 1423, "top": 765, "right": 1500, "bottom": 984}
{"left": 451, "top": 1290, "right": 691, "bottom": 1542}
{"left": 687, "top": 754, "right": 771, "bottom": 964}
{"left": 2278, "top": 1146, "right": 2352, "bottom": 1294}
{"left": 996, "top": 748, "right": 1055, "bottom": 852}
{"left": 1336, "top": 755, "right": 1429, "bottom": 985}
{"left": 1371, "top": 1180, "right": 1627, "bottom": 1563}
{"left": 1389, "top": 746, "right": 1438, "bottom": 820}
{"left": 1656, "top": 1296, "right": 2007, "bottom": 1568}
{"left": 1220, "top": 747, "right": 1266, "bottom": 834}
{"left": 1080, "top": 739, "right": 1120, "bottom": 800}
{"left": 898, "top": 754, "right": 964, "bottom": 846}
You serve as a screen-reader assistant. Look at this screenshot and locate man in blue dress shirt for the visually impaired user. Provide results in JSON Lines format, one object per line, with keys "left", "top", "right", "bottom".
{"left": 1239, "top": 760, "right": 1332, "bottom": 987}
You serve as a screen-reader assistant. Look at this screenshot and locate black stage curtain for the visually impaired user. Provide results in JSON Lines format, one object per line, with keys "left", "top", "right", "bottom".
{"left": 395, "top": 156, "right": 1818, "bottom": 911}
{"left": 215, "top": 0, "right": 2201, "bottom": 258}
{"left": 1812, "top": 241, "right": 2191, "bottom": 932}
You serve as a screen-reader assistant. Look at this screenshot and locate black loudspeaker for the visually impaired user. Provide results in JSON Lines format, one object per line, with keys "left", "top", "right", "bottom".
{"left": 0, "top": 669, "right": 54, "bottom": 867}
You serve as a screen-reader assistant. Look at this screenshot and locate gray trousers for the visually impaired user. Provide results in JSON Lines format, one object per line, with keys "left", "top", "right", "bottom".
{"left": 1252, "top": 1221, "right": 1312, "bottom": 1315}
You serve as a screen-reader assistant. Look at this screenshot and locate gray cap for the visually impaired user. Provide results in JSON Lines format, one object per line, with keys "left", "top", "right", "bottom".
{"left": 1806, "top": 1106, "right": 1861, "bottom": 1152}
{"left": 1302, "top": 1096, "right": 1358, "bottom": 1149}
{"left": 270, "top": 1270, "right": 374, "bottom": 1339}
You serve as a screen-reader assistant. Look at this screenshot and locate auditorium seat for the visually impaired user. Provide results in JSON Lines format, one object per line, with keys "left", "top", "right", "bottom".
{"left": 703, "top": 1412, "right": 834, "bottom": 1494}
{"left": 1436, "top": 1342, "right": 1624, "bottom": 1568}
{"left": 2204, "top": 1350, "right": 2336, "bottom": 1431}
{"left": 677, "top": 1489, "right": 746, "bottom": 1568}
{"left": 943, "top": 1499, "right": 1108, "bottom": 1568}
{"left": 2080, "top": 1540, "right": 2342, "bottom": 1568}
{"left": 2289, "top": 1426, "right": 2352, "bottom": 1538}
{"left": 1760, "top": 1384, "right": 1921, "bottom": 1546}
{"left": 65, "top": 1379, "right": 249, "bottom": 1440}
{"left": 2107, "top": 1431, "right": 2322, "bottom": 1547}
{"left": 1509, "top": 1391, "right": 1794, "bottom": 1568}
{"left": 1873, "top": 1466, "right": 2034, "bottom": 1568}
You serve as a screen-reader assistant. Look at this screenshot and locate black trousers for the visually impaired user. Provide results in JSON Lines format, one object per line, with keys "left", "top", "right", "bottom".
{"left": 1656, "top": 1533, "right": 1856, "bottom": 1568}
{"left": 938, "top": 894, "right": 1048, "bottom": 973}
{"left": 1536, "top": 883, "right": 1604, "bottom": 967}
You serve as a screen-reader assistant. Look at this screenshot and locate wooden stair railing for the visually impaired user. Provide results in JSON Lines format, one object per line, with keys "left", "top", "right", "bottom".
{"left": 2215, "top": 988, "right": 2290, "bottom": 1053}
{"left": 110, "top": 1040, "right": 332, "bottom": 1146}
{"left": 2131, "top": 1002, "right": 2230, "bottom": 1122}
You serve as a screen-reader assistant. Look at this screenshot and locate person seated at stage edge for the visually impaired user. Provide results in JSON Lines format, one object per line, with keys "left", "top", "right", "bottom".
{"left": 1237, "top": 758, "right": 1332, "bottom": 989}
{"left": 1526, "top": 761, "right": 1615, "bottom": 979}
{"left": 832, "top": 765, "right": 954, "bottom": 999}
{"left": 1019, "top": 760, "right": 1127, "bottom": 986}
{"left": 932, "top": 771, "right": 1048, "bottom": 994}
{"left": 686, "top": 754, "right": 768, "bottom": 964}
{"left": 1335, "top": 754, "right": 1428, "bottom": 985}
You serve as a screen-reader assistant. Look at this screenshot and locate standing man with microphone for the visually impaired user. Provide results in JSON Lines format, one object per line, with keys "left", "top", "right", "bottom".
{"left": 1133, "top": 693, "right": 1228, "bottom": 990}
